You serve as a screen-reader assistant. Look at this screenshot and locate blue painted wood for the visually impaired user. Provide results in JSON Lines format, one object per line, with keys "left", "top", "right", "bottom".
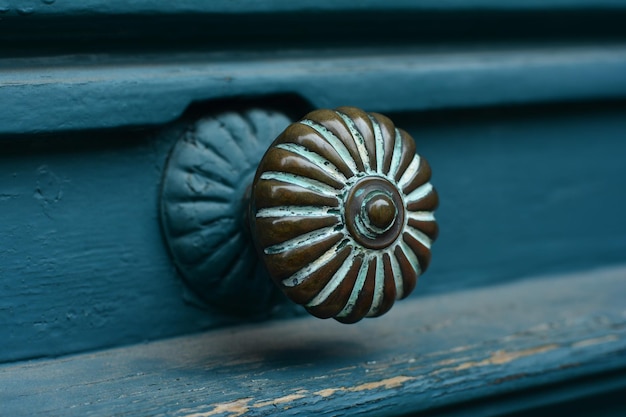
{"left": 1, "top": 266, "right": 624, "bottom": 416}
{"left": 404, "top": 104, "right": 626, "bottom": 294}
{"left": 1, "top": 1, "right": 624, "bottom": 413}
{"left": 1, "top": 45, "right": 626, "bottom": 135}
{"left": 2, "top": 0, "right": 626, "bottom": 16}
{"left": 0, "top": 127, "right": 234, "bottom": 363}
{"left": 1, "top": 102, "right": 625, "bottom": 363}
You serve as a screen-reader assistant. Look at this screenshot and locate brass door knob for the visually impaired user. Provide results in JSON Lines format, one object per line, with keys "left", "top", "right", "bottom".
{"left": 161, "top": 107, "right": 437, "bottom": 323}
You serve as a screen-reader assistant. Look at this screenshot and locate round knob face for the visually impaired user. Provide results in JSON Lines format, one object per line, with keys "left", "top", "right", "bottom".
{"left": 250, "top": 107, "right": 438, "bottom": 323}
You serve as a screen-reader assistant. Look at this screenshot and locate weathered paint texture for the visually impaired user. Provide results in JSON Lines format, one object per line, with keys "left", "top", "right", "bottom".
{"left": 1, "top": 266, "right": 625, "bottom": 416}
{"left": 2, "top": 1, "right": 626, "bottom": 415}
{"left": 2, "top": 103, "right": 626, "bottom": 363}
{"left": 3, "top": 0, "right": 626, "bottom": 16}
{"left": 1, "top": 46, "right": 626, "bottom": 135}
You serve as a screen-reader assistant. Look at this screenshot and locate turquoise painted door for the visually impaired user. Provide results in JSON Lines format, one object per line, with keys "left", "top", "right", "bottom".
{"left": 1, "top": 1, "right": 626, "bottom": 415}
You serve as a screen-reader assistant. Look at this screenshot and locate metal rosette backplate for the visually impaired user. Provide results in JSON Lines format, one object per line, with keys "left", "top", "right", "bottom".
{"left": 160, "top": 109, "right": 291, "bottom": 314}
{"left": 250, "top": 107, "right": 438, "bottom": 323}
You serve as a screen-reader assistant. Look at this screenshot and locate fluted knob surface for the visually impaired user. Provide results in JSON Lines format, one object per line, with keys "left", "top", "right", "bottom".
{"left": 250, "top": 107, "right": 438, "bottom": 323}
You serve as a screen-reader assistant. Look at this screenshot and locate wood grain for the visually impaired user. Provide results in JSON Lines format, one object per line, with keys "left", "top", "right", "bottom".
{"left": 3, "top": 0, "right": 626, "bottom": 17}
{"left": 1, "top": 266, "right": 625, "bottom": 416}
{"left": 2, "top": 103, "right": 626, "bottom": 363}
{"left": 1, "top": 44, "right": 626, "bottom": 135}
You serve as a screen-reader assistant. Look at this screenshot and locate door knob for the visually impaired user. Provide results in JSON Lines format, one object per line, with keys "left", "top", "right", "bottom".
{"left": 161, "top": 107, "right": 438, "bottom": 323}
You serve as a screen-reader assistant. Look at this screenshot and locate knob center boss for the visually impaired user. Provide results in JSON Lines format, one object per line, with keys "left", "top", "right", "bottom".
{"left": 250, "top": 107, "right": 438, "bottom": 323}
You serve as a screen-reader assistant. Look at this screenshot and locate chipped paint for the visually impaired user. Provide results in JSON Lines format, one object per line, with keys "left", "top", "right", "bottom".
{"left": 178, "top": 335, "right": 619, "bottom": 417}
{"left": 254, "top": 393, "right": 307, "bottom": 408}
{"left": 183, "top": 398, "right": 252, "bottom": 417}
{"left": 572, "top": 334, "right": 619, "bottom": 348}
{"left": 315, "top": 388, "right": 341, "bottom": 398}
{"left": 186, "top": 377, "right": 415, "bottom": 416}
{"left": 452, "top": 344, "right": 559, "bottom": 371}
{"left": 434, "top": 357, "right": 469, "bottom": 367}
{"left": 448, "top": 345, "right": 475, "bottom": 353}
{"left": 313, "top": 375, "right": 415, "bottom": 399}
{"left": 351, "top": 376, "right": 415, "bottom": 391}
{"left": 426, "top": 343, "right": 476, "bottom": 358}
{"left": 334, "top": 366, "right": 358, "bottom": 373}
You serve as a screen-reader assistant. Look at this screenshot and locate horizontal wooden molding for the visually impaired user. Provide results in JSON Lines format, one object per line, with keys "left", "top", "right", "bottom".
{"left": 1, "top": 44, "right": 626, "bottom": 136}
{"left": 1, "top": 264, "right": 625, "bottom": 416}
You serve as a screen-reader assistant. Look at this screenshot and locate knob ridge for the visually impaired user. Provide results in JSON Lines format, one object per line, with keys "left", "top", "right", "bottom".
{"left": 250, "top": 107, "right": 438, "bottom": 323}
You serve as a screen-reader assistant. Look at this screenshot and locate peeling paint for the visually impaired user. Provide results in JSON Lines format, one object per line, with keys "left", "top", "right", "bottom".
{"left": 184, "top": 398, "right": 252, "bottom": 417}
{"left": 351, "top": 375, "right": 415, "bottom": 391}
{"left": 183, "top": 377, "right": 416, "bottom": 417}
{"left": 313, "top": 375, "right": 416, "bottom": 399}
{"left": 434, "top": 357, "right": 468, "bottom": 367}
{"left": 426, "top": 344, "right": 476, "bottom": 358}
{"left": 254, "top": 393, "right": 307, "bottom": 408}
{"left": 170, "top": 307, "right": 625, "bottom": 417}
{"left": 452, "top": 344, "right": 559, "bottom": 371}
{"left": 315, "top": 388, "right": 341, "bottom": 398}
{"left": 572, "top": 334, "right": 619, "bottom": 348}
{"left": 333, "top": 366, "right": 358, "bottom": 372}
